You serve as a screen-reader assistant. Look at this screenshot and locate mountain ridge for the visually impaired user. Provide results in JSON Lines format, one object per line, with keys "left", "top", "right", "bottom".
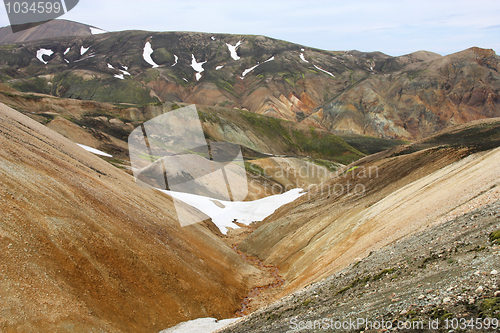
{"left": 0, "top": 20, "right": 497, "bottom": 140}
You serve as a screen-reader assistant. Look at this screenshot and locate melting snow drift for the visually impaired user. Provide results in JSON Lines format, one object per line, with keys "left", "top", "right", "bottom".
{"left": 226, "top": 41, "right": 242, "bottom": 60}
{"left": 160, "top": 317, "right": 239, "bottom": 333}
{"left": 161, "top": 188, "right": 305, "bottom": 234}
{"left": 172, "top": 54, "right": 178, "bottom": 67}
{"left": 89, "top": 27, "right": 107, "bottom": 35}
{"left": 313, "top": 64, "right": 335, "bottom": 77}
{"left": 77, "top": 144, "right": 112, "bottom": 157}
{"left": 241, "top": 56, "right": 274, "bottom": 78}
{"left": 36, "top": 48, "right": 53, "bottom": 64}
{"left": 143, "top": 41, "right": 159, "bottom": 68}
{"left": 191, "top": 54, "right": 207, "bottom": 81}
{"left": 80, "top": 46, "right": 89, "bottom": 55}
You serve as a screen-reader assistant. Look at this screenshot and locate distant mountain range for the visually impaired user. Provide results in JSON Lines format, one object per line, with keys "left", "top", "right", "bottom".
{"left": 0, "top": 20, "right": 498, "bottom": 140}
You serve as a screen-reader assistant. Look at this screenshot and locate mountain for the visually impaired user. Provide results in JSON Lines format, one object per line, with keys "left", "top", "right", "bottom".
{"left": 0, "top": 102, "right": 264, "bottom": 331}
{"left": 1, "top": 22, "right": 499, "bottom": 332}
{"left": 221, "top": 201, "right": 500, "bottom": 332}
{"left": 0, "top": 19, "right": 105, "bottom": 44}
{"left": 231, "top": 118, "right": 500, "bottom": 313}
{"left": 0, "top": 28, "right": 497, "bottom": 140}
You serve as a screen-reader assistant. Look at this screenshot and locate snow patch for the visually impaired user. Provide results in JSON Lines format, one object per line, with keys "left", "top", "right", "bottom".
{"left": 182, "top": 78, "right": 188, "bottom": 82}
{"left": 211, "top": 36, "right": 216, "bottom": 41}
{"left": 114, "top": 74, "right": 125, "bottom": 80}
{"left": 89, "top": 27, "right": 107, "bottom": 35}
{"left": 77, "top": 144, "right": 112, "bottom": 157}
{"left": 215, "top": 65, "right": 224, "bottom": 70}
{"left": 172, "top": 54, "right": 178, "bottom": 67}
{"left": 160, "top": 318, "right": 239, "bottom": 333}
{"left": 313, "top": 64, "right": 335, "bottom": 77}
{"left": 143, "top": 41, "right": 159, "bottom": 68}
{"left": 107, "top": 63, "right": 114, "bottom": 69}
{"left": 36, "top": 48, "right": 54, "bottom": 64}
{"left": 191, "top": 54, "right": 206, "bottom": 81}
{"left": 226, "top": 41, "right": 242, "bottom": 60}
{"left": 64, "top": 47, "right": 70, "bottom": 55}
{"left": 120, "top": 69, "right": 131, "bottom": 76}
{"left": 241, "top": 56, "right": 275, "bottom": 78}
{"left": 80, "top": 46, "right": 89, "bottom": 55}
{"left": 122, "top": 65, "right": 128, "bottom": 70}
{"left": 161, "top": 188, "right": 305, "bottom": 234}
{"left": 300, "top": 53, "right": 309, "bottom": 63}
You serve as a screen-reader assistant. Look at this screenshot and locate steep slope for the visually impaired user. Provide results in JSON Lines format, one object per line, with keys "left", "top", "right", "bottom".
{"left": 0, "top": 19, "right": 104, "bottom": 44}
{"left": 0, "top": 102, "right": 263, "bottom": 332}
{"left": 0, "top": 27, "right": 497, "bottom": 139}
{"left": 233, "top": 119, "right": 500, "bottom": 311}
{"left": 222, "top": 202, "right": 500, "bottom": 333}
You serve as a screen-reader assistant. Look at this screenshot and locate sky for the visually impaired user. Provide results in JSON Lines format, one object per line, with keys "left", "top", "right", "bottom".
{"left": 1, "top": 0, "right": 499, "bottom": 56}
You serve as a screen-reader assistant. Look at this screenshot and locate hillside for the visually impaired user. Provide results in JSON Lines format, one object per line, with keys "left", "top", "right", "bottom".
{"left": 0, "top": 27, "right": 497, "bottom": 139}
{"left": 222, "top": 202, "right": 500, "bottom": 332}
{"left": 0, "top": 102, "right": 264, "bottom": 331}
{"left": 227, "top": 119, "right": 500, "bottom": 314}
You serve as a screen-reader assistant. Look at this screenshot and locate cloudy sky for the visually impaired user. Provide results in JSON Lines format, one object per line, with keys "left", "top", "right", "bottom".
{"left": 1, "top": 0, "right": 499, "bottom": 56}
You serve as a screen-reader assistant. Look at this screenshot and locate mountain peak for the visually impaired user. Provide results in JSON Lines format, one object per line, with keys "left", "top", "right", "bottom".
{"left": 0, "top": 19, "right": 106, "bottom": 45}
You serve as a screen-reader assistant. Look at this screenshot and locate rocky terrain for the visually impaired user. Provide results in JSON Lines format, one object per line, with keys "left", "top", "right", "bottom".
{"left": 214, "top": 119, "right": 500, "bottom": 319}
{"left": 221, "top": 202, "right": 500, "bottom": 332}
{"left": 0, "top": 20, "right": 498, "bottom": 140}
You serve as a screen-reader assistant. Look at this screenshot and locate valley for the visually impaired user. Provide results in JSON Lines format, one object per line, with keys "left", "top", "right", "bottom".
{"left": 0, "top": 20, "right": 498, "bottom": 332}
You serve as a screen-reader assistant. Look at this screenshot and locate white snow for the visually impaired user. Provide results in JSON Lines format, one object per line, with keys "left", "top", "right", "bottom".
{"left": 211, "top": 36, "right": 216, "bottom": 41}
{"left": 76, "top": 144, "right": 112, "bottom": 157}
{"left": 73, "top": 54, "right": 96, "bottom": 63}
{"left": 190, "top": 54, "right": 206, "bottom": 72}
{"left": 36, "top": 48, "right": 53, "bottom": 64}
{"left": 161, "top": 188, "right": 305, "bottom": 234}
{"left": 107, "top": 63, "right": 114, "bottom": 69}
{"left": 64, "top": 47, "right": 70, "bottom": 55}
{"left": 313, "top": 64, "right": 335, "bottom": 77}
{"left": 160, "top": 317, "right": 239, "bottom": 333}
{"left": 114, "top": 74, "right": 125, "bottom": 80}
{"left": 120, "top": 69, "right": 131, "bottom": 76}
{"left": 80, "top": 46, "right": 89, "bottom": 55}
{"left": 172, "top": 54, "right": 178, "bottom": 67}
{"left": 89, "top": 27, "right": 107, "bottom": 35}
{"left": 242, "top": 64, "right": 259, "bottom": 77}
{"left": 226, "top": 41, "right": 242, "bottom": 60}
{"left": 122, "top": 65, "right": 128, "bottom": 70}
{"left": 64, "top": 59, "right": 69, "bottom": 64}
{"left": 216, "top": 65, "right": 224, "bottom": 70}
{"left": 241, "top": 56, "right": 275, "bottom": 78}
{"left": 300, "top": 53, "right": 309, "bottom": 63}
{"left": 191, "top": 54, "right": 207, "bottom": 81}
{"left": 143, "top": 41, "right": 159, "bottom": 68}
{"left": 182, "top": 78, "right": 188, "bottom": 82}
{"left": 301, "top": 48, "right": 305, "bottom": 51}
